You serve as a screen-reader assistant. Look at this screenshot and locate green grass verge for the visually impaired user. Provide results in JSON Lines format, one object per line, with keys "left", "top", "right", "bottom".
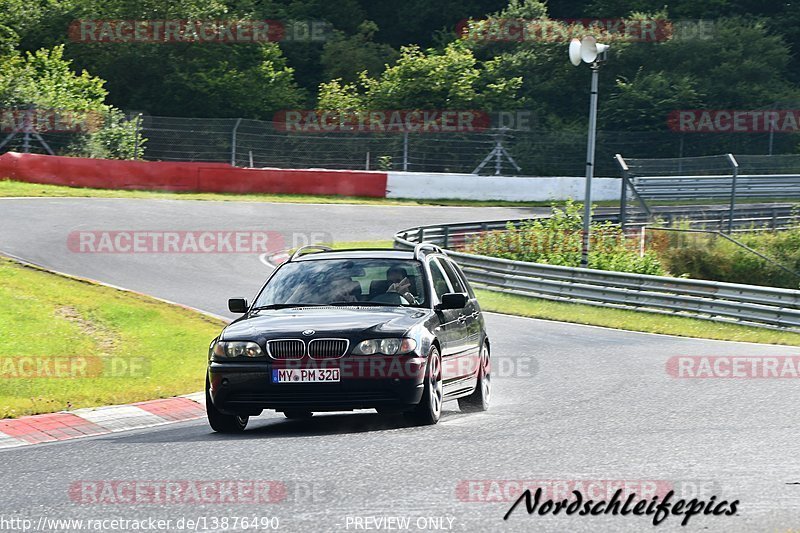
{"left": 0, "top": 179, "right": 553, "bottom": 207}
{"left": 474, "top": 289, "right": 800, "bottom": 346}
{"left": 0, "top": 256, "right": 225, "bottom": 418}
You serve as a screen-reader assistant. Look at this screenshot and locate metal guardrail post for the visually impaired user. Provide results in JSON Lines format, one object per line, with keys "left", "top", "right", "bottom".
{"left": 615, "top": 154, "right": 629, "bottom": 230}
{"left": 230, "top": 118, "right": 242, "bottom": 167}
{"left": 726, "top": 153, "right": 739, "bottom": 234}
{"left": 402, "top": 132, "right": 409, "bottom": 171}
{"left": 132, "top": 113, "right": 143, "bottom": 160}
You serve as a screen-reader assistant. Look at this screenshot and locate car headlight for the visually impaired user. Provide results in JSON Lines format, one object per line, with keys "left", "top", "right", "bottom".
{"left": 352, "top": 338, "right": 416, "bottom": 355}
{"left": 213, "top": 341, "right": 263, "bottom": 358}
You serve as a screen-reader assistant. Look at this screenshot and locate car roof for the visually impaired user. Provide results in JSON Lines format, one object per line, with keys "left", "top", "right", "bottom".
{"left": 292, "top": 248, "right": 419, "bottom": 262}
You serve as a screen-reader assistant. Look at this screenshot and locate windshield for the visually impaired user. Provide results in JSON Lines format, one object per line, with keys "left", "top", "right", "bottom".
{"left": 253, "top": 258, "right": 427, "bottom": 308}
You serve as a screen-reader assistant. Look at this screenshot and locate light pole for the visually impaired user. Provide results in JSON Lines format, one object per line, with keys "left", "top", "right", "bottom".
{"left": 570, "top": 36, "right": 609, "bottom": 268}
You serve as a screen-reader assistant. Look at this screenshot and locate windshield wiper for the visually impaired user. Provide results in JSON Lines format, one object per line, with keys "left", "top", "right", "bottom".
{"left": 249, "top": 303, "right": 323, "bottom": 311}
{"left": 328, "top": 301, "right": 393, "bottom": 307}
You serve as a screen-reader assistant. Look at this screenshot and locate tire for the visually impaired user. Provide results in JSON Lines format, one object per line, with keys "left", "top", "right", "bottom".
{"left": 206, "top": 379, "right": 248, "bottom": 433}
{"left": 458, "top": 343, "right": 490, "bottom": 413}
{"left": 283, "top": 410, "right": 314, "bottom": 419}
{"left": 408, "top": 346, "right": 443, "bottom": 425}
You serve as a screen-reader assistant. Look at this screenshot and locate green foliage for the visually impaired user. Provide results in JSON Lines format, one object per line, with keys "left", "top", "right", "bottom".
{"left": 659, "top": 227, "right": 800, "bottom": 289}
{"left": 376, "top": 155, "right": 393, "bottom": 170}
{"left": 602, "top": 70, "right": 703, "bottom": 131}
{"left": 68, "top": 109, "right": 145, "bottom": 159}
{"left": 465, "top": 200, "right": 666, "bottom": 275}
{"left": 320, "top": 21, "right": 398, "bottom": 84}
{"left": 162, "top": 44, "right": 304, "bottom": 119}
{"left": 0, "top": 45, "right": 145, "bottom": 158}
{"left": 2, "top": 0, "right": 800, "bottom": 140}
{"left": 318, "top": 40, "right": 521, "bottom": 111}
{"left": 0, "top": 45, "right": 107, "bottom": 111}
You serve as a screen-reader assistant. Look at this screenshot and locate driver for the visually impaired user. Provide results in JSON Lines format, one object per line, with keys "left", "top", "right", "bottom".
{"left": 386, "top": 266, "right": 416, "bottom": 303}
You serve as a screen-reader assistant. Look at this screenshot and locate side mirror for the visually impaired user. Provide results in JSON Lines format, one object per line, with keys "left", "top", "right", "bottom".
{"left": 228, "top": 298, "right": 249, "bottom": 314}
{"left": 437, "top": 293, "right": 467, "bottom": 310}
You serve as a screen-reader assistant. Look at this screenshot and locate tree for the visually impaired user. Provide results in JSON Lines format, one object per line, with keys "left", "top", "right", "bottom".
{"left": 601, "top": 70, "right": 703, "bottom": 130}
{"left": 320, "top": 21, "right": 398, "bottom": 84}
{"left": 318, "top": 40, "right": 521, "bottom": 111}
{"left": 0, "top": 45, "right": 144, "bottom": 158}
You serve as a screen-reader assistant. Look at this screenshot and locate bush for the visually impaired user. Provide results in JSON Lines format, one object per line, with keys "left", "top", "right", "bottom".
{"left": 67, "top": 110, "right": 146, "bottom": 159}
{"left": 464, "top": 200, "right": 666, "bottom": 275}
{"left": 658, "top": 226, "right": 800, "bottom": 289}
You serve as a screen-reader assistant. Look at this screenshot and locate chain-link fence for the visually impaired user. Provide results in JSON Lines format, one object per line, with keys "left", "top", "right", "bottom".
{"left": 5, "top": 112, "right": 800, "bottom": 176}
{"left": 139, "top": 116, "right": 800, "bottom": 176}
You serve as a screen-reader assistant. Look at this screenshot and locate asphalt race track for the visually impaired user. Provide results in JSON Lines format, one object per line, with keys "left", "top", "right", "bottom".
{"left": 0, "top": 197, "right": 798, "bottom": 532}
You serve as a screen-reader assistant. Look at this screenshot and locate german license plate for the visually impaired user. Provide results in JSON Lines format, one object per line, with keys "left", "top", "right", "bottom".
{"left": 272, "top": 368, "right": 340, "bottom": 383}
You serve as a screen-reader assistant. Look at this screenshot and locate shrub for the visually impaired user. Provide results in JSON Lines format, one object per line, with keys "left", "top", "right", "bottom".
{"left": 658, "top": 225, "right": 800, "bottom": 289}
{"left": 464, "top": 200, "right": 667, "bottom": 275}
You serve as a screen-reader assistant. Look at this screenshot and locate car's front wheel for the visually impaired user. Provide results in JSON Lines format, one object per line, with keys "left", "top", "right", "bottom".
{"left": 458, "top": 342, "right": 490, "bottom": 413}
{"left": 206, "top": 379, "right": 248, "bottom": 433}
{"left": 407, "top": 345, "right": 443, "bottom": 425}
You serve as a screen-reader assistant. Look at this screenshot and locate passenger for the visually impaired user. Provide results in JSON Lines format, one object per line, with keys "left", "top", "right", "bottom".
{"left": 328, "top": 270, "right": 360, "bottom": 302}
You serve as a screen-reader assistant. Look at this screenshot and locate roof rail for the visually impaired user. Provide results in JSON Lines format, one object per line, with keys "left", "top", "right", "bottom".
{"left": 413, "top": 241, "right": 443, "bottom": 260}
{"left": 290, "top": 244, "right": 332, "bottom": 261}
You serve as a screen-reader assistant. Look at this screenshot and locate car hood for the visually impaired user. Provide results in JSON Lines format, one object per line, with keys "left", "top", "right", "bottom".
{"left": 222, "top": 306, "right": 430, "bottom": 340}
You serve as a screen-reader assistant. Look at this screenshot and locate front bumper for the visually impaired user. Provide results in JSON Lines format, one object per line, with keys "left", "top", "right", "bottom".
{"left": 208, "top": 356, "right": 427, "bottom": 415}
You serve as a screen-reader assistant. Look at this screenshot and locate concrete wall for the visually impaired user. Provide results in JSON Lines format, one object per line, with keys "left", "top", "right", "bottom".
{"left": 386, "top": 171, "right": 621, "bottom": 201}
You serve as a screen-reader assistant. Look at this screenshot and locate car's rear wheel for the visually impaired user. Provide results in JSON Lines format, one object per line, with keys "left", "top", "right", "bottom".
{"left": 408, "top": 346, "right": 442, "bottom": 425}
{"left": 283, "top": 410, "right": 313, "bottom": 419}
{"left": 458, "top": 343, "right": 490, "bottom": 413}
{"left": 206, "top": 379, "right": 248, "bottom": 433}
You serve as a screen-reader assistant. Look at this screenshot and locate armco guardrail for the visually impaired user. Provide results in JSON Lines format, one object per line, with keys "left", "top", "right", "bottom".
{"left": 394, "top": 216, "right": 800, "bottom": 332}
{"left": 631, "top": 174, "right": 800, "bottom": 200}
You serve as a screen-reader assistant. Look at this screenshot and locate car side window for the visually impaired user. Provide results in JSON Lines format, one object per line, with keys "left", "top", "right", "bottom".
{"left": 437, "top": 258, "right": 467, "bottom": 294}
{"left": 428, "top": 259, "right": 453, "bottom": 300}
{"left": 449, "top": 260, "right": 476, "bottom": 299}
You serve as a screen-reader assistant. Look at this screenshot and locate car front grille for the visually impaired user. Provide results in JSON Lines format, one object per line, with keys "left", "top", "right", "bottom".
{"left": 266, "top": 339, "right": 305, "bottom": 360}
{"left": 308, "top": 338, "right": 349, "bottom": 359}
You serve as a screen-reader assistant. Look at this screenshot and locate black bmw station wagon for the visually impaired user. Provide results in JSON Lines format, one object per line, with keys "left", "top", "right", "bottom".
{"left": 206, "top": 243, "right": 490, "bottom": 432}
